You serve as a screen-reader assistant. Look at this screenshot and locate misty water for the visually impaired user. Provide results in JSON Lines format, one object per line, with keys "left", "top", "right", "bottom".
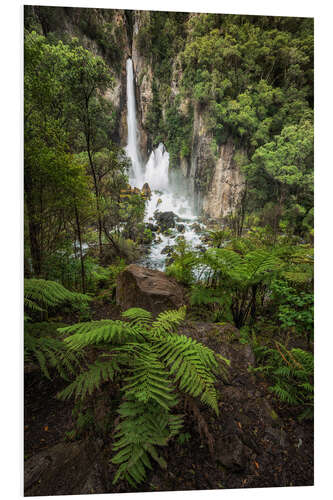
{"left": 125, "top": 59, "right": 205, "bottom": 270}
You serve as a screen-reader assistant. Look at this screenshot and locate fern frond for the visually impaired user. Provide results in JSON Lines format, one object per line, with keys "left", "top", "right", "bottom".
{"left": 24, "top": 331, "right": 83, "bottom": 379}
{"left": 60, "top": 320, "right": 143, "bottom": 350}
{"left": 122, "top": 308, "right": 153, "bottom": 328}
{"left": 112, "top": 400, "right": 181, "bottom": 486}
{"left": 151, "top": 306, "right": 186, "bottom": 338}
{"left": 24, "top": 279, "right": 90, "bottom": 313}
{"left": 120, "top": 346, "right": 178, "bottom": 410}
{"left": 57, "top": 359, "right": 119, "bottom": 400}
{"left": 155, "top": 335, "right": 219, "bottom": 414}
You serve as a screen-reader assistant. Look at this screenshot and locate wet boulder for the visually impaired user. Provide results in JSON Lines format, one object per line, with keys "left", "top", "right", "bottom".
{"left": 177, "top": 223, "right": 186, "bottom": 233}
{"left": 190, "top": 222, "right": 203, "bottom": 233}
{"left": 161, "top": 245, "right": 174, "bottom": 255}
{"left": 116, "top": 264, "right": 186, "bottom": 315}
{"left": 154, "top": 211, "right": 179, "bottom": 232}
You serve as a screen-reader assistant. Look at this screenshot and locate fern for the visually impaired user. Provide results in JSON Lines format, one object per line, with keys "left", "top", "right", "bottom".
{"left": 24, "top": 278, "right": 90, "bottom": 314}
{"left": 151, "top": 306, "right": 186, "bottom": 337}
{"left": 24, "top": 330, "right": 83, "bottom": 380}
{"left": 24, "top": 280, "right": 89, "bottom": 378}
{"left": 59, "top": 359, "right": 119, "bottom": 400}
{"left": 253, "top": 342, "right": 313, "bottom": 419}
{"left": 57, "top": 306, "right": 229, "bottom": 485}
{"left": 59, "top": 320, "right": 143, "bottom": 349}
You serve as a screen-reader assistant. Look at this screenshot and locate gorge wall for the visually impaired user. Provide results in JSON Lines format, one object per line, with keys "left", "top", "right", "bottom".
{"left": 25, "top": 6, "right": 245, "bottom": 220}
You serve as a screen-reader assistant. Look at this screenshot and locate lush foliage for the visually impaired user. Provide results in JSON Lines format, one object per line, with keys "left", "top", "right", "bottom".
{"left": 24, "top": 279, "right": 89, "bottom": 377}
{"left": 57, "top": 307, "right": 229, "bottom": 485}
{"left": 253, "top": 342, "right": 313, "bottom": 420}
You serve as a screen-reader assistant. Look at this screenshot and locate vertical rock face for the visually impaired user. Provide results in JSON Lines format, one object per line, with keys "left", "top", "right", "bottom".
{"left": 188, "top": 105, "right": 245, "bottom": 218}
{"left": 202, "top": 140, "right": 246, "bottom": 219}
{"left": 131, "top": 11, "right": 153, "bottom": 163}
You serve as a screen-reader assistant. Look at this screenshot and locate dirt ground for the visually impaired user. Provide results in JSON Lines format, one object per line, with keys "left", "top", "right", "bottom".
{"left": 24, "top": 321, "right": 313, "bottom": 496}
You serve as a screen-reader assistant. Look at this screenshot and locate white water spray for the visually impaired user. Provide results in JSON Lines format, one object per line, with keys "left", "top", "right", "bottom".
{"left": 126, "top": 59, "right": 143, "bottom": 186}
{"left": 125, "top": 58, "right": 205, "bottom": 269}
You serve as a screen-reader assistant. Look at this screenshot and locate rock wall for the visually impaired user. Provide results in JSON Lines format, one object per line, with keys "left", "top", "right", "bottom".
{"left": 202, "top": 140, "right": 246, "bottom": 219}
{"left": 187, "top": 105, "right": 245, "bottom": 218}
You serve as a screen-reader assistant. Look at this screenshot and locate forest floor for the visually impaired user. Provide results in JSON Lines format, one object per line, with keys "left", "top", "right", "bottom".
{"left": 24, "top": 305, "right": 314, "bottom": 496}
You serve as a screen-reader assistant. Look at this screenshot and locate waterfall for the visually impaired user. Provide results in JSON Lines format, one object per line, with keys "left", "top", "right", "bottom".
{"left": 125, "top": 58, "right": 204, "bottom": 270}
{"left": 126, "top": 59, "right": 143, "bottom": 187}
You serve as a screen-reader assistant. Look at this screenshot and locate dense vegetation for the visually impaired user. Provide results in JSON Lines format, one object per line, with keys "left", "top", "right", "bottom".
{"left": 24, "top": 7, "right": 314, "bottom": 493}
{"left": 140, "top": 13, "right": 313, "bottom": 238}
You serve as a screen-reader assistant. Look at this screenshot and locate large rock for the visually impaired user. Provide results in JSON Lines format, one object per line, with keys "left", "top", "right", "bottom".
{"left": 116, "top": 264, "right": 186, "bottom": 315}
{"left": 154, "top": 211, "right": 178, "bottom": 232}
{"left": 24, "top": 439, "right": 108, "bottom": 496}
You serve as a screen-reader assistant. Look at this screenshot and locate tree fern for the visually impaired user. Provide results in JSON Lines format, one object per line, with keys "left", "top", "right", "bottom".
{"left": 57, "top": 306, "right": 229, "bottom": 485}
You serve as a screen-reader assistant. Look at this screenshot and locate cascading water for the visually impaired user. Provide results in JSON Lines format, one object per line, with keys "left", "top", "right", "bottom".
{"left": 125, "top": 58, "right": 205, "bottom": 269}
{"left": 125, "top": 59, "right": 143, "bottom": 187}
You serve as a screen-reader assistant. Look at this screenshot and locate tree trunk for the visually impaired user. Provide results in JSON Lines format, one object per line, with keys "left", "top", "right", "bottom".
{"left": 74, "top": 203, "right": 86, "bottom": 293}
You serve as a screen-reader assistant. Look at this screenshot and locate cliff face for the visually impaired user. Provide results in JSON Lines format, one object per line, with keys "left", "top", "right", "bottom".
{"left": 185, "top": 104, "right": 245, "bottom": 218}
{"left": 131, "top": 11, "right": 153, "bottom": 163}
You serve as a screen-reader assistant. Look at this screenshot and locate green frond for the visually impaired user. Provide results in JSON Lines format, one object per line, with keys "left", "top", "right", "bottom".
{"left": 112, "top": 400, "right": 182, "bottom": 486}
{"left": 60, "top": 320, "right": 143, "bottom": 350}
{"left": 57, "top": 306, "right": 228, "bottom": 485}
{"left": 57, "top": 358, "right": 119, "bottom": 400}
{"left": 151, "top": 306, "right": 187, "bottom": 338}
{"left": 24, "top": 331, "right": 83, "bottom": 380}
{"left": 24, "top": 278, "right": 90, "bottom": 313}
{"left": 122, "top": 308, "right": 153, "bottom": 328}
{"left": 121, "top": 346, "right": 178, "bottom": 410}
{"left": 155, "top": 335, "right": 219, "bottom": 414}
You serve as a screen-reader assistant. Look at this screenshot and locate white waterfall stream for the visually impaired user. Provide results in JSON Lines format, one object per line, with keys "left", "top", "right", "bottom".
{"left": 125, "top": 58, "right": 204, "bottom": 269}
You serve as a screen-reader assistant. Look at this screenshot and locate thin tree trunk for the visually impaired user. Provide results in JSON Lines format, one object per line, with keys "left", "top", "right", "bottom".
{"left": 74, "top": 203, "right": 86, "bottom": 293}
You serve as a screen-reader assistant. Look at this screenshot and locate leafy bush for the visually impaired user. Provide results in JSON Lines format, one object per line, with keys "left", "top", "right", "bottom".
{"left": 253, "top": 342, "right": 313, "bottom": 420}
{"left": 165, "top": 240, "right": 198, "bottom": 285}
{"left": 271, "top": 279, "right": 314, "bottom": 343}
{"left": 57, "top": 307, "right": 229, "bottom": 486}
